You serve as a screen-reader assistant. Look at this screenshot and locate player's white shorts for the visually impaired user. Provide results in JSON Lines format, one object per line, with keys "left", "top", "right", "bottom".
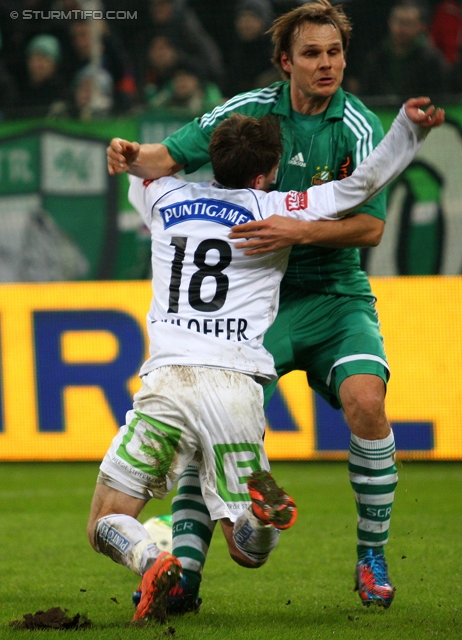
{"left": 98, "top": 365, "right": 270, "bottom": 522}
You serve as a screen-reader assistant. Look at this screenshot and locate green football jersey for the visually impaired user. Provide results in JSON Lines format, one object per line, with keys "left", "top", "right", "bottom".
{"left": 163, "top": 82, "right": 386, "bottom": 297}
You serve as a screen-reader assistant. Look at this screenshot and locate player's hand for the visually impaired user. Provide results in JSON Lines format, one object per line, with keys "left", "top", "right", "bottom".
{"left": 404, "top": 97, "right": 445, "bottom": 128}
{"left": 107, "top": 138, "right": 141, "bottom": 175}
{"left": 229, "top": 215, "right": 307, "bottom": 254}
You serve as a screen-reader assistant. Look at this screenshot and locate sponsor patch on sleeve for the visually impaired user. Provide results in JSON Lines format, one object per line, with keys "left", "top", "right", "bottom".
{"left": 285, "top": 190, "right": 308, "bottom": 211}
{"left": 338, "top": 154, "right": 354, "bottom": 180}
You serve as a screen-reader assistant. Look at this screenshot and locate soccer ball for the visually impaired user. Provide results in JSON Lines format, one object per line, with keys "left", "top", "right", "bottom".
{"left": 143, "top": 515, "right": 173, "bottom": 553}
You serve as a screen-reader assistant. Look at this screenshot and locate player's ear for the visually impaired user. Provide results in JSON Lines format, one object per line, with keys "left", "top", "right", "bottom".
{"left": 251, "top": 174, "right": 266, "bottom": 190}
{"left": 280, "top": 52, "right": 292, "bottom": 75}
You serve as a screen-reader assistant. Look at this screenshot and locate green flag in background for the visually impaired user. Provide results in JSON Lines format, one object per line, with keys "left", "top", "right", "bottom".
{"left": 391, "top": 160, "right": 445, "bottom": 275}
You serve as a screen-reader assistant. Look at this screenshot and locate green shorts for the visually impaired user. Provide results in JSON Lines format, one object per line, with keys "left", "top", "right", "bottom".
{"left": 263, "top": 286, "right": 389, "bottom": 410}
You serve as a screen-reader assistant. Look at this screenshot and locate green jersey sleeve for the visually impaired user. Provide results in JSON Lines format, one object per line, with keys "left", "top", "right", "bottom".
{"left": 348, "top": 106, "right": 386, "bottom": 221}
{"left": 163, "top": 118, "right": 211, "bottom": 174}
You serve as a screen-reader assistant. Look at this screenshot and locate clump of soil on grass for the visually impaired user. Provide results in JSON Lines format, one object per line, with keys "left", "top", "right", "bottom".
{"left": 10, "top": 607, "right": 91, "bottom": 630}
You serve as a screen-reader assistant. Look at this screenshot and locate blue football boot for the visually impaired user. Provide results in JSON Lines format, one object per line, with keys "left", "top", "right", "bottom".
{"left": 355, "top": 549, "right": 396, "bottom": 608}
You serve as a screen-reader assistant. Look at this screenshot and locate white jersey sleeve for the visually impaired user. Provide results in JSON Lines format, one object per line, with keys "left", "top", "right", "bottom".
{"left": 257, "top": 104, "right": 430, "bottom": 222}
{"left": 329, "top": 104, "right": 429, "bottom": 215}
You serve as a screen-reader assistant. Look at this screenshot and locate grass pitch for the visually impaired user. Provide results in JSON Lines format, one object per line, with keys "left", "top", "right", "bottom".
{"left": 1, "top": 461, "right": 461, "bottom": 639}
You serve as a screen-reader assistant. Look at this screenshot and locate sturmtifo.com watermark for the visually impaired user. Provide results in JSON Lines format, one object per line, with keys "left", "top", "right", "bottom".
{"left": 11, "top": 10, "right": 137, "bottom": 20}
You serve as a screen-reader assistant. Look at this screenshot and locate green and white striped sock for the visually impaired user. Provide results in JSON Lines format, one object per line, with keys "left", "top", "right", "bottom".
{"left": 348, "top": 431, "right": 398, "bottom": 559}
{"left": 171, "top": 462, "right": 216, "bottom": 590}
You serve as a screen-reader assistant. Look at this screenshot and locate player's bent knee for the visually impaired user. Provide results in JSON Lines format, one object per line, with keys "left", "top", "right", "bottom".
{"left": 229, "top": 549, "right": 264, "bottom": 569}
{"left": 221, "top": 517, "right": 269, "bottom": 568}
{"left": 343, "top": 389, "right": 386, "bottom": 425}
{"left": 86, "top": 517, "right": 100, "bottom": 551}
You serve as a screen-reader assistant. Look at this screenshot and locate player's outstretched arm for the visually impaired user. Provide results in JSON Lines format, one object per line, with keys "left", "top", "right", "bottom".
{"left": 230, "top": 97, "right": 444, "bottom": 254}
{"left": 107, "top": 139, "right": 184, "bottom": 179}
{"left": 229, "top": 212, "right": 385, "bottom": 253}
{"left": 329, "top": 97, "right": 444, "bottom": 216}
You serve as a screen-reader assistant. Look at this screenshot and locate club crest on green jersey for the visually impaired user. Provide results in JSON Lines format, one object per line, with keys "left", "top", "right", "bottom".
{"left": 311, "top": 165, "right": 334, "bottom": 185}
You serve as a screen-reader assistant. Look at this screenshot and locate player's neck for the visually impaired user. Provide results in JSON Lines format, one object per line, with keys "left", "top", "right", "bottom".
{"left": 290, "top": 91, "right": 332, "bottom": 116}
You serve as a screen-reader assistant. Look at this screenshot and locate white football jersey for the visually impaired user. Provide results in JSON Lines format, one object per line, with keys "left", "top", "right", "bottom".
{"left": 129, "top": 177, "right": 339, "bottom": 381}
{"left": 128, "top": 106, "right": 428, "bottom": 380}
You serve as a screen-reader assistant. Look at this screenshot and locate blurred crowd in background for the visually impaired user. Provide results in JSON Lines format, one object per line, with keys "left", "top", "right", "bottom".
{"left": 1, "top": 0, "right": 462, "bottom": 121}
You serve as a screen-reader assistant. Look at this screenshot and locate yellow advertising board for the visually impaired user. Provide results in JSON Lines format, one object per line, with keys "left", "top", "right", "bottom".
{"left": 0, "top": 282, "right": 150, "bottom": 461}
{"left": 0, "top": 278, "right": 461, "bottom": 461}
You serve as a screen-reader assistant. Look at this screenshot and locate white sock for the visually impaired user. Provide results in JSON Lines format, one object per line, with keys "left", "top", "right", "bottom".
{"left": 349, "top": 431, "right": 398, "bottom": 553}
{"left": 94, "top": 514, "right": 161, "bottom": 575}
{"left": 233, "top": 505, "right": 280, "bottom": 563}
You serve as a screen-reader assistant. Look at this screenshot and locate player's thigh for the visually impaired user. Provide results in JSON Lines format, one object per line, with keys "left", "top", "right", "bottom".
{"left": 89, "top": 483, "right": 146, "bottom": 520}
{"left": 262, "top": 286, "right": 314, "bottom": 407}
{"left": 262, "top": 290, "right": 328, "bottom": 406}
{"left": 196, "top": 368, "right": 270, "bottom": 524}
{"left": 265, "top": 288, "right": 345, "bottom": 374}
{"left": 299, "top": 295, "right": 389, "bottom": 410}
{"left": 263, "top": 286, "right": 299, "bottom": 377}
{"left": 99, "top": 367, "right": 201, "bottom": 502}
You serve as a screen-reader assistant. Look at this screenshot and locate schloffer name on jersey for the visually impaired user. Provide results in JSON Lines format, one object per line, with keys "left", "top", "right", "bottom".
{"left": 285, "top": 190, "right": 308, "bottom": 211}
{"left": 162, "top": 317, "right": 249, "bottom": 340}
{"left": 160, "top": 198, "right": 255, "bottom": 229}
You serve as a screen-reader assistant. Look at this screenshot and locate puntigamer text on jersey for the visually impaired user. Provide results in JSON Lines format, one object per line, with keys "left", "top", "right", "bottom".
{"left": 159, "top": 198, "right": 255, "bottom": 229}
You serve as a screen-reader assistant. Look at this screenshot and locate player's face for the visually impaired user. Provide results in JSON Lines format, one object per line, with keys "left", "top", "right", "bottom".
{"left": 281, "top": 22, "right": 346, "bottom": 111}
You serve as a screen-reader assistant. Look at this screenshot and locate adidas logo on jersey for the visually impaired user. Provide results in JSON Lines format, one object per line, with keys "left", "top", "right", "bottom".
{"left": 288, "top": 152, "right": 306, "bottom": 167}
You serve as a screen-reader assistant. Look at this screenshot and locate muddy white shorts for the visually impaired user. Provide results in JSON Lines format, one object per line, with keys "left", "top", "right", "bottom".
{"left": 99, "top": 365, "right": 270, "bottom": 522}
